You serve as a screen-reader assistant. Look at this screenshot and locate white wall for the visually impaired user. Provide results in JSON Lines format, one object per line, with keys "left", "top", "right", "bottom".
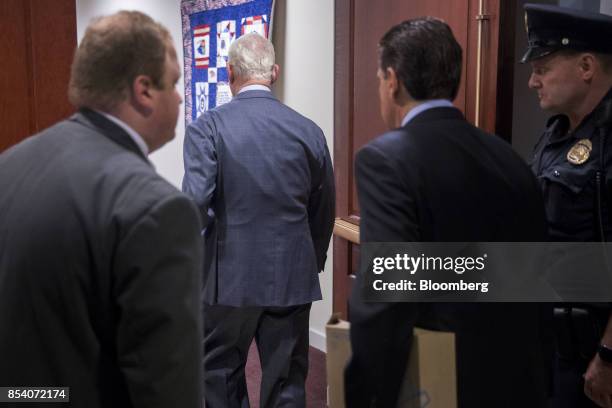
{"left": 76, "top": 0, "right": 335, "bottom": 352}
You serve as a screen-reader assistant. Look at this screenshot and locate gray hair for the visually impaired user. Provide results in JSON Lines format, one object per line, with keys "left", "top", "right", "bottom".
{"left": 228, "top": 32, "right": 275, "bottom": 81}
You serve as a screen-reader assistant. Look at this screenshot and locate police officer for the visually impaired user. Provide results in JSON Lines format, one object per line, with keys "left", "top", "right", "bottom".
{"left": 523, "top": 4, "right": 612, "bottom": 407}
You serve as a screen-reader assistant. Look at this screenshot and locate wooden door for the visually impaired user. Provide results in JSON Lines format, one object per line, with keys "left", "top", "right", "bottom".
{"left": 333, "top": 0, "right": 516, "bottom": 317}
{"left": 0, "top": 0, "right": 76, "bottom": 152}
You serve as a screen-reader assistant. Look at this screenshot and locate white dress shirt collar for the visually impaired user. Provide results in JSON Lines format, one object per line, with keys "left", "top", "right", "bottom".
{"left": 400, "top": 99, "right": 455, "bottom": 127}
{"left": 237, "top": 84, "right": 271, "bottom": 94}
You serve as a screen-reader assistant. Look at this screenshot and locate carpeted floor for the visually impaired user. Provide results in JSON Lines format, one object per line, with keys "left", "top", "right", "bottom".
{"left": 246, "top": 342, "right": 327, "bottom": 407}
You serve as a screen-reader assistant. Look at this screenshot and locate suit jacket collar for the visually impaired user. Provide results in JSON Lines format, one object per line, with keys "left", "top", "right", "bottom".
{"left": 402, "top": 106, "right": 465, "bottom": 128}
{"left": 232, "top": 89, "right": 278, "bottom": 102}
{"left": 73, "top": 108, "right": 150, "bottom": 164}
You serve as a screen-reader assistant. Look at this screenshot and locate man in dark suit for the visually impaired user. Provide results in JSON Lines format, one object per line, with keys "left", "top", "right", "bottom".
{"left": 344, "top": 18, "right": 551, "bottom": 407}
{"left": 182, "top": 33, "right": 335, "bottom": 408}
{"left": 0, "top": 11, "right": 203, "bottom": 408}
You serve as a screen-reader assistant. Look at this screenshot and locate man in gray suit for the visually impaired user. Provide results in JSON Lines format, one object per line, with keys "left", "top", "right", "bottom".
{"left": 183, "top": 33, "right": 335, "bottom": 408}
{"left": 0, "top": 11, "right": 203, "bottom": 408}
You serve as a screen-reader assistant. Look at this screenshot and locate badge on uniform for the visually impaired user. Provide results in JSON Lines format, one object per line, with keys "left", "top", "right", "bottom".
{"left": 567, "top": 139, "right": 592, "bottom": 165}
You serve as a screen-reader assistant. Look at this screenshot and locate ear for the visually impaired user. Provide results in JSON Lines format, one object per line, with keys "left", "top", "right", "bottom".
{"left": 228, "top": 64, "right": 236, "bottom": 84}
{"left": 578, "top": 53, "right": 596, "bottom": 81}
{"left": 131, "top": 74, "right": 155, "bottom": 114}
{"left": 385, "top": 67, "right": 400, "bottom": 100}
{"left": 270, "top": 64, "right": 280, "bottom": 84}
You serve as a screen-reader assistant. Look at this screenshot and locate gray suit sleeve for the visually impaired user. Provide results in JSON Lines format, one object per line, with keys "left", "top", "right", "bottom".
{"left": 182, "top": 115, "right": 218, "bottom": 226}
{"left": 308, "top": 135, "right": 335, "bottom": 272}
{"left": 113, "top": 194, "right": 203, "bottom": 408}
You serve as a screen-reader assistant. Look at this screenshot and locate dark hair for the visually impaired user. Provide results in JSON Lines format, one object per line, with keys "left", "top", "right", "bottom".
{"left": 379, "top": 17, "right": 462, "bottom": 101}
{"left": 68, "top": 11, "right": 173, "bottom": 111}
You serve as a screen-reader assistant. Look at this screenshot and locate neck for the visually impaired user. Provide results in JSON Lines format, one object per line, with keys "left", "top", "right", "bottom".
{"left": 234, "top": 79, "right": 271, "bottom": 94}
{"left": 568, "top": 81, "right": 612, "bottom": 130}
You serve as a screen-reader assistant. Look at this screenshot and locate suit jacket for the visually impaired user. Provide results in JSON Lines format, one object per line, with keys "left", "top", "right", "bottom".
{"left": 183, "top": 90, "right": 335, "bottom": 306}
{"left": 345, "top": 107, "right": 551, "bottom": 407}
{"left": 0, "top": 109, "right": 203, "bottom": 408}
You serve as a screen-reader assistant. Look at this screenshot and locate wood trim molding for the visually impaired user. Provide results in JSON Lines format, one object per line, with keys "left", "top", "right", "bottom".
{"left": 333, "top": 218, "right": 360, "bottom": 244}
{"left": 332, "top": 0, "right": 354, "bottom": 318}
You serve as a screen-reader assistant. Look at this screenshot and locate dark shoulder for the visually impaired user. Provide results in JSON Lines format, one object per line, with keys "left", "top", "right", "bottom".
{"left": 364, "top": 129, "right": 413, "bottom": 152}
{"left": 1, "top": 118, "right": 197, "bottom": 241}
{"left": 355, "top": 129, "right": 423, "bottom": 179}
{"left": 101, "top": 154, "right": 195, "bottom": 225}
{"left": 360, "top": 127, "right": 429, "bottom": 165}
{"left": 55, "top": 118, "right": 193, "bottom": 222}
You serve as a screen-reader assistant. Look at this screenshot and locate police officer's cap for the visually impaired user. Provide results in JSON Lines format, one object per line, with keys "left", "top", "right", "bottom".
{"left": 521, "top": 4, "right": 612, "bottom": 63}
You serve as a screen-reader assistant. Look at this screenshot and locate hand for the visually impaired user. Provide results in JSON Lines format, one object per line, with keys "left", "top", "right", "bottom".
{"left": 584, "top": 354, "right": 612, "bottom": 407}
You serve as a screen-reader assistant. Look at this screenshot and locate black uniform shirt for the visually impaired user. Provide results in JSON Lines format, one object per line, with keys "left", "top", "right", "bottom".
{"left": 531, "top": 88, "right": 612, "bottom": 242}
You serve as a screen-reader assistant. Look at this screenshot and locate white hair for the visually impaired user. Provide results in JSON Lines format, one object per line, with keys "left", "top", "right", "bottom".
{"left": 228, "top": 32, "right": 275, "bottom": 81}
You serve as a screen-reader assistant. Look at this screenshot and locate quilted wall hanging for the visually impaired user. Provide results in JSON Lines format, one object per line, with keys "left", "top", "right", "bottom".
{"left": 181, "top": 0, "right": 275, "bottom": 124}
